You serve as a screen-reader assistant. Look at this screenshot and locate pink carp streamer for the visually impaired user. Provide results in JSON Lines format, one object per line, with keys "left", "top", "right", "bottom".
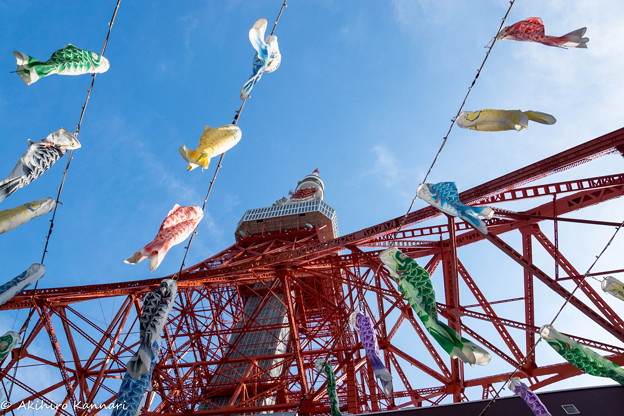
{"left": 350, "top": 310, "right": 393, "bottom": 397}
{"left": 508, "top": 378, "right": 552, "bottom": 416}
{"left": 125, "top": 204, "right": 203, "bottom": 271}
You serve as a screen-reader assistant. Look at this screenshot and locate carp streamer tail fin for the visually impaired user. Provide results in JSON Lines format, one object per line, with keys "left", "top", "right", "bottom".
{"left": 525, "top": 111, "right": 557, "bottom": 125}
{"left": 561, "top": 27, "right": 589, "bottom": 48}
{"left": 124, "top": 251, "right": 147, "bottom": 265}
{"left": 0, "top": 177, "right": 22, "bottom": 203}
{"left": 13, "top": 51, "right": 54, "bottom": 85}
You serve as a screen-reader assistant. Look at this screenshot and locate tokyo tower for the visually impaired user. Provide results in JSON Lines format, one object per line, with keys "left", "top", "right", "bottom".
{"left": 1, "top": 128, "right": 624, "bottom": 415}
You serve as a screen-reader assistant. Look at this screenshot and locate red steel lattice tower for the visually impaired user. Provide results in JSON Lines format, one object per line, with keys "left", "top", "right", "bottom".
{"left": 1, "top": 128, "right": 624, "bottom": 415}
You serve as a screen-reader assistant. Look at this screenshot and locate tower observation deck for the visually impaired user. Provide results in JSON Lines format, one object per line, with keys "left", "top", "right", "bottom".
{"left": 235, "top": 169, "right": 338, "bottom": 242}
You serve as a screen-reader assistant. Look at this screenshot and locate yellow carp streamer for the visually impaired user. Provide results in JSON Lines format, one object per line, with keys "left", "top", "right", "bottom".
{"left": 179, "top": 125, "right": 242, "bottom": 171}
{"left": 457, "top": 109, "right": 556, "bottom": 131}
{"left": 0, "top": 197, "right": 55, "bottom": 234}
{"left": 602, "top": 276, "right": 624, "bottom": 301}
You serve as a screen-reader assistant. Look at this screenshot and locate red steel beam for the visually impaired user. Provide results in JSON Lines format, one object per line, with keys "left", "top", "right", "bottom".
{"left": 530, "top": 225, "right": 624, "bottom": 330}
{"left": 378, "top": 340, "right": 448, "bottom": 384}
{"left": 521, "top": 227, "right": 536, "bottom": 371}
{"left": 464, "top": 354, "right": 624, "bottom": 388}
{"left": 387, "top": 352, "right": 422, "bottom": 408}
{"left": 442, "top": 216, "right": 463, "bottom": 402}
{"left": 446, "top": 306, "right": 624, "bottom": 355}
{"left": 455, "top": 259, "right": 524, "bottom": 363}
{"left": 494, "top": 209, "right": 622, "bottom": 227}
{"left": 450, "top": 184, "right": 624, "bottom": 253}
{"left": 38, "top": 305, "right": 78, "bottom": 411}
{"left": 280, "top": 268, "right": 309, "bottom": 395}
{"left": 482, "top": 232, "right": 624, "bottom": 343}
{"left": 475, "top": 172, "right": 624, "bottom": 204}
{"left": 351, "top": 247, "right": 453, "bottom": 379}
{"left": 372, "top": 270, "right": 396, "bottom": 408}
{"left": 373, "top": 172, "right": 624, "bottom": 243}
{"left": 0, "top": 374, "right": 73, "bottom": 416}
{"left": 85, "top": 296, "right": 134, "bottom": 404}
{"left": 457, "top": 325, "right": 524, "bottom": 373}
{"left": 58, "top": 307, "right": 89, "bottom": 407}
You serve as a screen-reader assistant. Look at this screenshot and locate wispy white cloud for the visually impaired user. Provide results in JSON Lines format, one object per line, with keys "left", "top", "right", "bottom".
{"left": 392, "top": 0, "right": 498, "bottom": 36}
{"left": 505, "top": 9, "right": 623, "bottom": 165}
{"left": 392, "top": 0, "right": 452, "bottom": 29}
{"left": 367, "top": 144, "right": 426, "bottom": 206}
{"left": 372, "top": 145, "right": 401, "bottom": 186}
{"left": 179, "top": 14, "right": 200, "bottom": 73}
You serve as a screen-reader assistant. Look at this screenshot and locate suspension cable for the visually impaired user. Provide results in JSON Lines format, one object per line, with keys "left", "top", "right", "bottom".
{"left": 173, "top": 0, "right": 288, "bottom": 280}
{"left": 294, "top": 2, "right": 517, "bottom": 413}
{"left": 421, "top": 0, "right": 515, "bottom": 184}
{"left": 477, "top": 218, "right": 624, "bottom": 415}
{"left": 5, "top": 0, "right": 122, "bottom": 406}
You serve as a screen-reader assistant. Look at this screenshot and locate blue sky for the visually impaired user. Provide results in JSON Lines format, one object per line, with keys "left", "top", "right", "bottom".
{"left": 1, "top": 0, "right": 624, "bottom": 409}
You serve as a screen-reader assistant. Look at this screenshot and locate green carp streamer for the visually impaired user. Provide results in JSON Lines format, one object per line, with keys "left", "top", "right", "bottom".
{"left": 541, "top": 325, "right": 624, "bottom": 385}
{"left": 315, "top": 359, "right": 342, "bottom": 416}
{"left": 380, "top": 247, "right": 491, "bottom": 366}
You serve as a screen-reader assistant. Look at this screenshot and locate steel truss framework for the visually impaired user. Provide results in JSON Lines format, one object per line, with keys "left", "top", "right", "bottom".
{"left": 1, "top": 128, "right": 624, "bottom": 415}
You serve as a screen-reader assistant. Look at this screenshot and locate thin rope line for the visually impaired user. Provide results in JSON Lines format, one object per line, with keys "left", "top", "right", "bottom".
{"left": 421, "top": 0, "right": 515, "bottom": 185}
{"left": 10, "top": 309, "right": 20, "bottom": 332}
{"left": 294, "top": 2, "right": 516, "bottom": 413}
{"left": 41, "top": 0, "right": 121, "bottom": 266}
{"left": 173, "top": 0, "right": 288, "bottom": 281}
{"left": 270, "top": 1, "right": 287, "bottom": 36}
{"left": 477, "top": 218, "right": 624, "bottom": 415}
{"left": 5, "top": 1, "right": 122, "bottom": 406}
{"left": 550, "top": 222, "right": 623, "bottom": 324}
